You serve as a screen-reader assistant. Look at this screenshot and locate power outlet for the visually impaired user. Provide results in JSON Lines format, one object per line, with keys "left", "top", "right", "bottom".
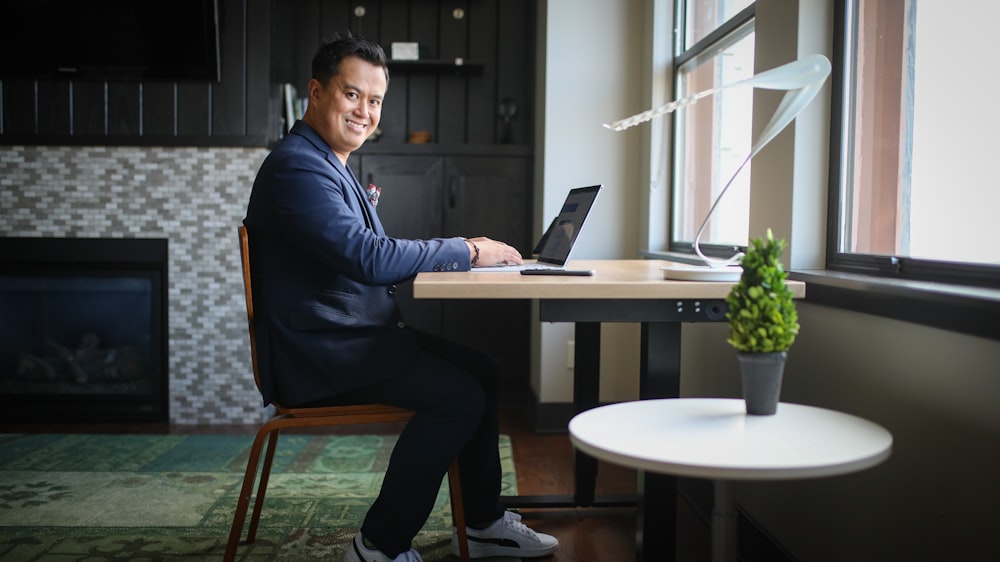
{"left": 566, "top": 340, "right": 575, "bottom": 369}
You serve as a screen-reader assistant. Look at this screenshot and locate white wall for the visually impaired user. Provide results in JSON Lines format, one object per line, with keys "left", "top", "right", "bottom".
{"left": 532, "top": 0, "right": 649, "bottom": 404}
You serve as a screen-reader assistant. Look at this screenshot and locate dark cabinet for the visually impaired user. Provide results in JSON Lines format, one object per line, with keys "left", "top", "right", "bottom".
{"left": 355, "top": 150, "right": 533, "bottom": 402}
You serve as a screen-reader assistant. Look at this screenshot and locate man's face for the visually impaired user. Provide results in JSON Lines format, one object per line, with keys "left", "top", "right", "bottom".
{"left": 304, "top": 55, "right": 387, "bottom": 163}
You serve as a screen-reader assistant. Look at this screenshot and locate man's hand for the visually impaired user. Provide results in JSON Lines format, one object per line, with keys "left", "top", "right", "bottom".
{"left": 466, "top": 237, "right": 523, "bottom": 267}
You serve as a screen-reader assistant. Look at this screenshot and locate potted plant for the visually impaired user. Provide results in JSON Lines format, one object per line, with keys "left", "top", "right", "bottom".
{"left": 725, "top": 229, "right": 800, "bottom": 415}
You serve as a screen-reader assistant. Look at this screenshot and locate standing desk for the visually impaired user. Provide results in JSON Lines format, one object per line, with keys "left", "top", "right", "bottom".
{"left": 414, "top": 259, "right": 806, "bottom": 561}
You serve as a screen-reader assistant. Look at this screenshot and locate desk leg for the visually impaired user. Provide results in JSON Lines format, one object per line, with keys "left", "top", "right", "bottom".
{"left": 572, "top": 322, "right": 601, "bottom": 506}
{"left": 638, "top": 321, "right": 682, "bottom": 562}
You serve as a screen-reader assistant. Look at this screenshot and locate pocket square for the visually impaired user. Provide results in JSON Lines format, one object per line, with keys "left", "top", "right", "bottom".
{"left": 367, "top": 183, "right": 382, "bottom": 207}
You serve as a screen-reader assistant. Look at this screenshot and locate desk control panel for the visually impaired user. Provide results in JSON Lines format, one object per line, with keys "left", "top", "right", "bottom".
{"left": 540, "top": 299, "right": 729, "bottom": 323}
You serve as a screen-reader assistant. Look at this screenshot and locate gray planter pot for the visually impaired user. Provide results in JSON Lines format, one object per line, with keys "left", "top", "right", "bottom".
{"left": 737, "top": 351, "right": 787, "bottom": 415}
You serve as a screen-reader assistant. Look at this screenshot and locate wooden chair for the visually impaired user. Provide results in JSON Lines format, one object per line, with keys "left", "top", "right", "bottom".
{"left": 226, "top": 226, "right": 470, "bottom": 562}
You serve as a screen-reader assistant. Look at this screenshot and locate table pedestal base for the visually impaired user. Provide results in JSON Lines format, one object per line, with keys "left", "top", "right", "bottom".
{"left": 712, "top": 480, "right": 738, "bottom": 562}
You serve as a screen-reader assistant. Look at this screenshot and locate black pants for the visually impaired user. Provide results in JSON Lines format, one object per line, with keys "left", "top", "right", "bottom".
{"left": 323, "top": 329, "right": 506, "bottom": 556}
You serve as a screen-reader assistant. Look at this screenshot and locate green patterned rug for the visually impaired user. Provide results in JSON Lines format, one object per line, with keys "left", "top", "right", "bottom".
{"left": 0, "top": 433, "right": 518, "bottom": 561}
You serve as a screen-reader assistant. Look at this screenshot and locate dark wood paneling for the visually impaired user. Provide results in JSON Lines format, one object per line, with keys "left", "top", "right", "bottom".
{"left": 408, "top": 6, "right": 439, "bottom": 141}
{"left": 214, "top": 0, "right": 247, "bottom": 136}
{"left": 0, "top": 0, "right": 534, "bottom": 148}
{"left": 467, "top": 0, "right": 499, "bottom": 144}
{"left": 3, "top": 80, "right": 36, "bottom": 135}
{"left": 1, "top": 0, "right": 276, "bottom": 146}
{"left": 177, "top": 83, "right": 211, "bottom": 136}
{"left": 37, "top": 80, "right": 70, "bottom": 136}
{"left": 348, "top": 1, "right": 380, "bottom": 42}
{"left": 496, "top": 0, "right": 532, "bottom": 146}
{"left": 108, "top": 83, "right": 140, "bottom": 136}
{"left": 378, "top": 0, "right": 410, "bottom": 145}
{"left": 247, "top": 0, "right": 273, "bottom": 140}
{"left": 142, "top": 83, "right": 176, "bottom": 137}
{"left": 73, "top": 82, "right": 105, "bottom": 136}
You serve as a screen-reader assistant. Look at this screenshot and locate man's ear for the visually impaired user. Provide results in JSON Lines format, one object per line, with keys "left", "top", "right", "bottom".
{"left": 307, "top": 78, "right": 322, "bottom": 101}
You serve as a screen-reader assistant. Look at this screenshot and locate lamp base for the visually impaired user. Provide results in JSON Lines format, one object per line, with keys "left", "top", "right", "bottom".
{"left": 661, "top": 264, "right": 743, "bottom": 282}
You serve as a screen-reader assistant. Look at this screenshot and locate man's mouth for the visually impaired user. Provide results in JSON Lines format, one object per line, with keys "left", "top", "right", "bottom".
{"left": 346, "top": 118, "right": 368, "bottom": 132}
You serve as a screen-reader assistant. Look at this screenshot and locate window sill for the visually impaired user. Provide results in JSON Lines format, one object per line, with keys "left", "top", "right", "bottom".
{"left": 789, "top": 269, "right": 1000, "bottom": 342}
{"left": 641, "top": 250, "right": 1000, "bottom": 341}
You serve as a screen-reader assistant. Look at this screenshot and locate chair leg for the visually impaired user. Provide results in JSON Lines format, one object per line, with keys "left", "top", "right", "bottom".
{"left": 448, "top": 459, "right": 470, "bottom": 562}
{"left": 224, "top": 426, "right": 273, "bottom": 562}
{"left": 246, "top": 428, "right": 281, "bottom": 543}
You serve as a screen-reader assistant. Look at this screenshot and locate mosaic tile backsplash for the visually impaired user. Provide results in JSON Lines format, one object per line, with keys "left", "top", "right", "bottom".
{"left": 1, "top": 145, "right": 271, "bottom": 424}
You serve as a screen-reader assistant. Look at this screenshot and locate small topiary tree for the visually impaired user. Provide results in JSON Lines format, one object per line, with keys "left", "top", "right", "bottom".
{"left": 726, "top": 229, "right": 800, "bottom": 353}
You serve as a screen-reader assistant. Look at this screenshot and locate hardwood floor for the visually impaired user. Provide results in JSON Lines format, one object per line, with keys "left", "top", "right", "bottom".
{"left": 1, "top": 402, "right": 710, "bottom": 562}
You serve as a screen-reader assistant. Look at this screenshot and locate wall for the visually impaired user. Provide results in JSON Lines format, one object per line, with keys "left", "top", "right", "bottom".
{"left": 682, "top": 305, "right": 1000, "bottom": 561}
{"left": 532, "top": 0, "right": 647, "bottom": 409}
{"left": 0, "top": 145, "right": 267, "bottom": 424}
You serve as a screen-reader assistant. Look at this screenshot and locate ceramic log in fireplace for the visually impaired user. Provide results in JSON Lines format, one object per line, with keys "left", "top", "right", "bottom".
{"left": 0, "top": 238, "right": 168, "bottom": 422}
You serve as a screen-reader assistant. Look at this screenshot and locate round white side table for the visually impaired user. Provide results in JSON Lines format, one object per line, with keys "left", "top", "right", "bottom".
{"left": 569, "top": 398, "right": 893, "bottom": 562}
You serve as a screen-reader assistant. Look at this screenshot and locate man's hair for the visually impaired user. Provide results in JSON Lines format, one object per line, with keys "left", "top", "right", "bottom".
{"left": 311, "top": 32, "right": 389, "bottom": 85}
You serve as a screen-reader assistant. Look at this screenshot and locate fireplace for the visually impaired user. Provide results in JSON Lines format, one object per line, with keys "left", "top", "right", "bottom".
{"left": 0, "top": 238, "right": 168, "bottom": 422}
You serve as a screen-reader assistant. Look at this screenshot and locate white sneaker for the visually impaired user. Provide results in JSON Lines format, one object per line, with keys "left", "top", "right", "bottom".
{"left": 451, "top": 511, "right": 559, "bottom": 558}
{"left": 343, "top": 531, "right": 423, "bottom": 562}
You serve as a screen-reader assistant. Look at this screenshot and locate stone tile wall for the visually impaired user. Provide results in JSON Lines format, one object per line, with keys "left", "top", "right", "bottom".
{"left": 0, "top": 145, "right": 270, "bottom": 424}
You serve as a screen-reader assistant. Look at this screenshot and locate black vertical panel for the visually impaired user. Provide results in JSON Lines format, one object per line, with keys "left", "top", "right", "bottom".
{"left": 293, "top": 1, "right": 323, "bottom": 90}
{"left": 108, "top": 82, "right": 141, "bottom": 136}
{"left": 466, "top": 0, "right": 498, "bottom": 144}
{"left": 3, "top": 80, "right": 37, "bottom": 135}
{"left": 142, "top": 82, "right": 176, "bottom": 137}
{"left": 72, "top": 82, "right": 105, "bottom": 136}
{"left": 36, "top": 80, "right": 70, "bottom": 136}
{"left": 247, "top": 0, "right": 273, "bottom": 140}
{"left": 495, "top": 0, "right": 531, "bottom": 146}
{"left": 347, "top": 1, "right": 379, "bottom": 42}
{"left": 177, "top": 82, "right": 212, "bottom": 136}
{"left": 408, "top": 6, "right": 438, "bottom": 140}
{"left": 269, "top": 0, "right": 296, "bottom": 83}
{"left": 437, "top": 1, "right": 468, "bottom": 144}
{"left": 379, "top": 0, "right": 410, "bottom": 144}
{"left": 214, "top": 0, "right": 247, "bottom": 136}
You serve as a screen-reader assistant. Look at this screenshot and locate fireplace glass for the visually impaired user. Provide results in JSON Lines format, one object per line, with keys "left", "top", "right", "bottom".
{"left": 0, "top": 238, "right": 168, "bottom": 422}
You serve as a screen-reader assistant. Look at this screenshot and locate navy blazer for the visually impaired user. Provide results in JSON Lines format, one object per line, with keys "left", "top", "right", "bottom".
{"left": 244, "top": 121, "right": 470, "bottom": 407}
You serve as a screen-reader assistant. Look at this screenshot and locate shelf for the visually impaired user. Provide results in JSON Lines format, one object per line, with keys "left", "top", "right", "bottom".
{"left": 387, "top": 60, "right": 484, "bottom": 73}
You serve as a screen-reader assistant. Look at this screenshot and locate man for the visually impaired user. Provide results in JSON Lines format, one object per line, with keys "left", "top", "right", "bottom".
{"left": 244, "top": 33, "right": 559, "bottom": 562}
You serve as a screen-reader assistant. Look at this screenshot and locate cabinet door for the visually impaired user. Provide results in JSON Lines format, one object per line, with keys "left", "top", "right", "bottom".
{"left": 357, "top": 155, "right": 444, "bottom": 239}
{"left": 442, "top": 156, "right": 532, "bottom": 402}
{"left": 356, "top": 155, "right": 445, "bottom": 334}
{"left": 442, "top": 156, "right": 533, "bottom": 254}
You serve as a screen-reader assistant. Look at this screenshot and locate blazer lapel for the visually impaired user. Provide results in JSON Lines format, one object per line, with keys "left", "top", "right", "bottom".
{"left": 289, "top": 122, "right": 383, "bottom": 235}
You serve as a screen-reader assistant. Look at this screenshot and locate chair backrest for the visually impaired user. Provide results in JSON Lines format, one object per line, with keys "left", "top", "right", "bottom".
{"left": 238, "top": 226, "right": 265, "bottom": 398}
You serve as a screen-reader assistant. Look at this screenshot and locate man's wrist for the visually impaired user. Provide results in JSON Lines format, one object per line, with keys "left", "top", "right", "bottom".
{"left": 468, "top": 241, "right": 480, "bottom": 266}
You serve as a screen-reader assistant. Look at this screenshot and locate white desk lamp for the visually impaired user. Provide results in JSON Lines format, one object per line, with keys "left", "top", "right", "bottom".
{"left": 605, "top": 54, "right": 831, "bottom": 281}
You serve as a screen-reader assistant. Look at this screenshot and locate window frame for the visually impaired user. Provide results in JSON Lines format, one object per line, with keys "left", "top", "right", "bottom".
{"left": 667, "top": 2, "right": 756, "bottom": 260}
{"left": 825, "top": 0, "right": 1000, "bottom": 290}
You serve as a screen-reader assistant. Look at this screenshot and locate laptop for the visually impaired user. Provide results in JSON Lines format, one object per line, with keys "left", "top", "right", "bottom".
{"left": 476, "top": 184, "right": 602, "bottom": 273}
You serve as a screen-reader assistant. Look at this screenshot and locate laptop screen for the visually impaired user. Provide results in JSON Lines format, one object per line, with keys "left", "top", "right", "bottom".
{"left": 536, "top": 185, "right": 602, "bottom": 266}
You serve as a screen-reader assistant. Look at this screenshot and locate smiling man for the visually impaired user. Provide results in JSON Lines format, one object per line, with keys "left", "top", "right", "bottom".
{"left": 242, "top": 33, "right": 553, "bottom": 562}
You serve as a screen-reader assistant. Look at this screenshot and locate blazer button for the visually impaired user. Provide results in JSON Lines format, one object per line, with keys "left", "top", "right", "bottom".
{"left": 397, "top": 321, "right": 406, "bottom": 328}
{"left": 388, "top": 285, "right": 396, "bottom": 295}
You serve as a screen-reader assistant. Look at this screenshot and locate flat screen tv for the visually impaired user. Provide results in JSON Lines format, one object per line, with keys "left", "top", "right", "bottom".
{"left": 0, "top": 0, "right": 221, "bottom": 82}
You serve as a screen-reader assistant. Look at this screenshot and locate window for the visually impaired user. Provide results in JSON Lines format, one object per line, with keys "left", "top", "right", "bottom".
{"left": 830, "top": 0, "right": 1000, "bottom": 287}
{"left": 670, "top": 1, "right": 755, "bottom": 258}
